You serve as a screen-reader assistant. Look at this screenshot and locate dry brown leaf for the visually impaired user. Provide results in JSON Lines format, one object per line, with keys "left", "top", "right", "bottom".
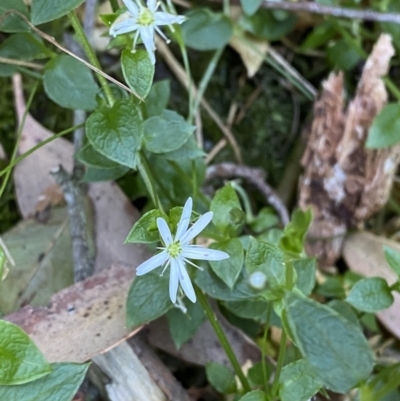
{"left": 6, "top": 263, "right": 141, "bottom": 363}
{"left": 343, "top": 231, "right": 400, "bottom": 339}
{"left": 299, "top": 34, "right": 400, "bottom": 266}
{"left": 12, "top": 73, "right": 148, "bottom": 272}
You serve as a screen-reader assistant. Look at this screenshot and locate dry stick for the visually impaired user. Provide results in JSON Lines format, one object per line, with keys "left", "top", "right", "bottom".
{"left": 206, "top": 162, "right": 289, "bottom": 226}
{"left": 0, "top": 57, "right": 43, "bottom": 70}
{"left": 155, "top": 36, "right": 243, "bottom": 164}
{"left": 0, "top": 10, "right": 143, "bottom": 101}
{"left": 209, "top": 0, "right": 400, "bottom": 24}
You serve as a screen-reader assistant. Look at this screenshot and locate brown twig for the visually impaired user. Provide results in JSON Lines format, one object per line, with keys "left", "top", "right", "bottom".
{"left": 206, "top": 162, "right": 289, "bottom": 225}
{"left": 0, "top": 10, "right": 143, "bottom": 101}
{"left": 155, "top": 36, "right": 243, "bottom": 164}
{"left": 0, "top": 57, "right": 43, "bottom": 70}
{"left": 209, "top": 0, "right": 400, "bottom": 24}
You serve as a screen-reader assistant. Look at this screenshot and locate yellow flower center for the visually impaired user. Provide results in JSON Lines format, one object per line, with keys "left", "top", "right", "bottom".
{"left": 138, "top": 8, "right": 155, "bottom": 26}
{"left": 167, "top": 241, "right": 182, "bottom": 258}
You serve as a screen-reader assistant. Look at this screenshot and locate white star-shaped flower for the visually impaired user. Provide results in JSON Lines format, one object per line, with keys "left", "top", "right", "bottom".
{"left": 109, "top": 0, "right": 185, "bottom": 64}
{"left": 136, "top": 198, "right": 229, "bottom": 303}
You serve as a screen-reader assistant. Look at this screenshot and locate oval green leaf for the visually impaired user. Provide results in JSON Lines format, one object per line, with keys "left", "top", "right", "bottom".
{"left": 143, "top": 110, "right": 195, "bottom": 154}
{"left": 126, "top": 273, "right": 173, "bottom": 326}
{"left": 346, "top": 277, "right": 394, "bottom": 313}
{"left": 43, "top": 55, "right": 99, "bottom": 110}
{"left": 125, "top": 209, "right": 167, "bottom": 244}
{"left": 121, "top": 49, "right": 154, "bottom": 99}
{"left": 181, "top": 8, "right": 233, "bottom": 51}
{"left": 285, "top": 292, "right": 374, "bottom": 393}
{"left": 0, "top": 320, "right": 51, "bottom": 385}
{"left": 86, "top": 99, "right": 143, "bottom": 169}
{"left": 32, "top": 0, "right": 86, "bottom": 25}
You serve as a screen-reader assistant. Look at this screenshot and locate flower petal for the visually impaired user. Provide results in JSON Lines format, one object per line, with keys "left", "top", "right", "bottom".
{"left": 146, "top": 0, "right": 157, "bottom": 12}
{"left": 140, "top": 25, "right": 156, "bottom": 64}
{"left": 177, "top": 258, "right": 196, "bottom": 302}
{"left": 181, "top": 245, "right": 230, "bottom": 261}
{"left": 180, "top": 211, "right": 213, "bottom": 244}
{"left": 121, "top": 0, "right": 139, "bottom": 16}
{"left": 110, "top": 16, "right": 139, "bottom": 36}
{"left": 154, "top": 11, "right": 185, "bottom": 26}
{"left": 157, "top": 217, "right": 173, "bottom": 245}
{"left": 136, "top": 250, "right": 168, "bottom": 275}
{"left": 175, "top": 197, "right": 193, "bottom": 241}
{"left": 169, "top": 258, "right": 179, "bottom": 303}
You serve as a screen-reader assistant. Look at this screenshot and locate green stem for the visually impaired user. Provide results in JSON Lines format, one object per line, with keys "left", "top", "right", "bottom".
{"left": 231, "top": 181, "right": 255, "bottom": 223}
{"left": 68, "top": 11, "right": 115, "bottom": 107}
{"left": 109, "top": 0, "right": 119, "bottom": 12}
{"left": 137, "top": 153, "right": 165, "bottom": 213}
{"left": 192, "top": 47, "right": 224, "bottom": 120}
{"left": 178, "top": 42, "right": 194, "bottom": 123}
{"left": 195, "top": 287, "right": 251, "bottom": 393}
{"left": 0, "top": 124, "right": 84, "bottom": 178}
{"left": 262, "top": 304, "right": 272, "bottom": 394}
{"left": 270, "top": 330, "right": 287, "bottom": 399}
{"left": 0, "top": 81, "right": 39, "bottom": 199}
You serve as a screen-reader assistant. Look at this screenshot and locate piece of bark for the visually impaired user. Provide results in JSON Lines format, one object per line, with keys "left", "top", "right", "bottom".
{"left": 299, "top": 34, "right": 400, "bottom": 266}
{"left": 343, "top": 231, "right": 400, "bottom": 339}
{"left": 5, "top": 263, "right": 141, "bottom": 363}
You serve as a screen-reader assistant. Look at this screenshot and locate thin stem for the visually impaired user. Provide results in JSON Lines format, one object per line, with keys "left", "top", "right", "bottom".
{"left": 178, "top": 42, "right": 195, "bottom": 123}
{"left": 68, "top": 11, "right": 115, "bottom": 107}
{"left": 262, "top": 304, "right": 272, "bottom": 396}
{"left": 137, "top": 153, "right": 165, "bottom": 213}
{"left": 109, "top": 0, "right": 120, "bottom": 12}
{"left": 192, "top": 47, "right": 224, "bottom": 119}
{"left": 270, "top": 330, "right": 287, "bottom": 399}
{"left": 0, "top": 81, "right": 39, "bottom": 199}
{"left": 0, "top": 124, "right": 85, "bottom": 178}
{"left": 231, "top": 181, "right": 255, "bottom": 223}
{"left": 195, "top": 286, "right": 251, "bottom": 393}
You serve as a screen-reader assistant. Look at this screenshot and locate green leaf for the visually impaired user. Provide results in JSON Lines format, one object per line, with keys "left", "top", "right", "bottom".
{"left": 384, "top": 246, "right": 400, "bottom": 277}
{"left": 82, "top": 165, "right": 129, "bottom": 182}
{"left": 366, "top": 103, "right": 400, "bottom": 148}
{"left": 327, "top": 39, "right": 361, "bottom": 71}
{"left": 249, "top": 207, "right": 279, "bottom": 234}
{"left": 126, "top": 273, "right": 173, "bottom": 326}
{"left": 0, "top": 362, "right": 89, "bottom": 400}
{"left": 86, "top": 99, "right": 143, "bottom": 169}
{"left": 143, "top": 110, "right": 195, "bottom": 154}
{"left": 121, "top": 49, "right": 154, "bottom": 99}
{"left": 285, "top": 292, "right": 374, "bottom": 393}
{"left": 0, "top": 32, "right": 49, "bottom": 76}
{"left": 279, "top": 209, "right": 312, "bottom": 255}
{"left": 0, "top": 0, "right": 30, "bottom": 33}
{"left": 125, "top": 209, "right": 167, "bottom": 244}
{"left": 279, "top": 359, "right": 322, "bottom": 401}
{"left": 237, "top": 390, "right": 267, "bottom": 401}
{"left": 43, "top": 55, "right": 99, "bottom": 110}
{"left": 76, "top": 143, "right": 122, "bottom": 169}
{"left": 328, "top": 300, "right": 360, "bottom": 328}
{"left": 209, "top": 238, "right": 243, "bottom": 289}
{"left": 166, "top": 301, "right": 204, "bottom": 349}
{"left": 0, "top": 320, "right": 51, "bottom": 385}
{"left": 32, "top": 0, "right": 86, "bottom": 25}
{"left": 240, "top": 9, "right": 296, "bottom": 41}
{"left": 293, "top": 258, "right": 316, "bottom": 296}
{"left": 145, "top": 80, "right": 170, "bottom": 117}
{"left": 195, "top": 265, "right": 260, "bottom": 301}
{"left": 162, "top": 136, "right": 205, "bottom": 161}
{"left": 181, "top": 8, "right": 233, "bottom": 51}
{"left": 223, "top": 299, "right": 268, "bottom": 319}
{"left": 346, "top": 277, "right": 394, "bottom": 313}
{"left": 246, "top": 237, "right": 286, "bottom": 293}
{"left": 240, "top": 0, "right": 263, "bottom": 16}
{"left": 206, "top": 363, "right": 236, "bottom": 394}
{"left": 248, "top": 362, "right": 271, "bottom": 387}
{"left": 210, "top": 184, "right": 244, "bottom": 238}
